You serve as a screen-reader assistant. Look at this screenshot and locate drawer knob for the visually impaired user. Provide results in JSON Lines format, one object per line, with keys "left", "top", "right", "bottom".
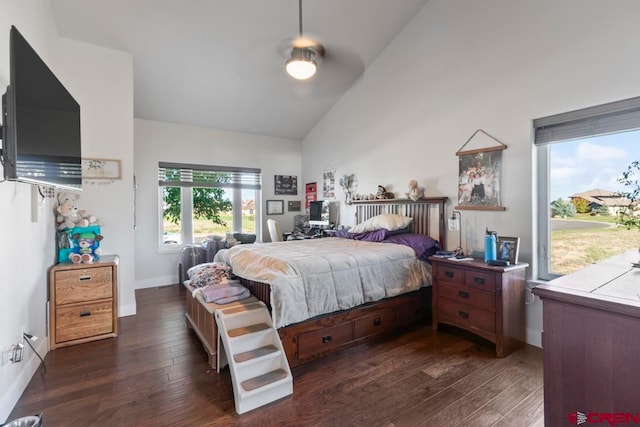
{"left": 322, "top": 335, "right": 332, "bottom": 343}
{"left": 458, "top": 311, "right": 469, "bottom": 319}
{"left": 373, "top": 317, "right": 382, "bottom": 326}
{"left": 458, "top": 290, "right": 470, "bottom": 298}
{"left": 444, "top": 271, "right": 454, "bottom": 278}
{"left": 79, "top": 275, "right": 92, "bottom": 281}
{"left": 79, "top": 310, "right": 92, "bottom": 317}
{"left": 474, "top": 277, "right": 485, "bottom": 285}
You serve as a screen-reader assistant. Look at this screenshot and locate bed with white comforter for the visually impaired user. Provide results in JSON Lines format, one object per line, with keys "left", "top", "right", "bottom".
{"left": 214, "top": 237, "right": 431, "bottom": 328}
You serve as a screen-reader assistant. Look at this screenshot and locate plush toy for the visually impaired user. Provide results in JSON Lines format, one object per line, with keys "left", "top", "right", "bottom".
{"left": 69, "top": 230, "right": 103, "bottom": 264}
{"left": 405, "top": 179, "right": 424, "bottom": 201}
{"left": 376, "top": 185, "right": 395, "bottom": 200}
{"left": 55, "top": 192, "right": 99, "bottom": 230}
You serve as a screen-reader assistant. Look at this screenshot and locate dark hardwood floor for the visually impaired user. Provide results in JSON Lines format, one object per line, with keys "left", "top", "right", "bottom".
{"left": 9, "top": 285, "right": 543, "bottom": 426}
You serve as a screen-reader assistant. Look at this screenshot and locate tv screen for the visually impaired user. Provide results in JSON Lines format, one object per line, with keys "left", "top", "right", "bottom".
{"left": 1, "top": 26, "right": 82, "bottom": 189}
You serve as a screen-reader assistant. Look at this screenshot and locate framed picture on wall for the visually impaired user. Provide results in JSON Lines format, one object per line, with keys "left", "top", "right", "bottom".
{"left": 266, "top": 200, "right": 284, "bottom": 215}
{"left": 288, "top": 201, "right": 301, "bottom": 212}
{"left": 275, "top": 175, "right": 298, "bottom": 195}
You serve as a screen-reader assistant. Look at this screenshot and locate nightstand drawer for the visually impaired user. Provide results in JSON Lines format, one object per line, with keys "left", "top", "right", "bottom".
{"left": 55, "top": 266, "right": 113, "bottom": 305}
{"left": 437, "top": 297, "right": 496, "bottom": 335}
{"left": 463, "top": 270, "right": 496, "bottom": 291}
{"left": 437, "top": 265, "right": 464, "bottom": 283}
{"left": 55, "top": 301, "right": 113, "bottom": 343}
{"left": 438, "top": 283, "right": 495, "bottom": 311}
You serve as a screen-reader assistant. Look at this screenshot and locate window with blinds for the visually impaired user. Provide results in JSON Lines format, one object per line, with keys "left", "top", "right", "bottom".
{"left": 158, "top": 162, "right": 261, "bottom": 190}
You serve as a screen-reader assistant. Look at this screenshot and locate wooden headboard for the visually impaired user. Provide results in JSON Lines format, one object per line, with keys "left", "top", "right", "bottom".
{"left": 351, "top": 197, "right": 448, "bottom": 249}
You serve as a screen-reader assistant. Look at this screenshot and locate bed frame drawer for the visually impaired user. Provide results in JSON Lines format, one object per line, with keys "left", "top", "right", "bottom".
{"left": 298, "top": 322, "right": 354, "bottom": 360}
{"left": 354, "top": 308, "right": 396, "bottom": 339}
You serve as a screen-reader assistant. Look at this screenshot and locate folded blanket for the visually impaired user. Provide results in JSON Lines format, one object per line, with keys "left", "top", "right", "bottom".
{"left": 200, "top": 281, "right": 251, "bottom": 304}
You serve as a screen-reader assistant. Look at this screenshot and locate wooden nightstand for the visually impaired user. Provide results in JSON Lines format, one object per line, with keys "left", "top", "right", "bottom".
{"left": 49, "top": 255, "right": 119, "bottom": 349}
{"left": 430, "top": 257, "right": 528, "bottom": 357}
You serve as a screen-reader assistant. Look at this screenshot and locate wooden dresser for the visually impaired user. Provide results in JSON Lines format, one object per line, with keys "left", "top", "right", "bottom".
{"left": 532, "top": 250, "right": 640, "bottom": 426}
{"left": 430, "top": 257, "right": 528, "bottom": 357}
{"left": 49, "top": 255, "right": 119, "bottom": 349}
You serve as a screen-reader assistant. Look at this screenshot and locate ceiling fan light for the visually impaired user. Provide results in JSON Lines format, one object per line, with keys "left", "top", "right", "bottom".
{"left": 285, "top": 48, "right": 317, "bottom": 80}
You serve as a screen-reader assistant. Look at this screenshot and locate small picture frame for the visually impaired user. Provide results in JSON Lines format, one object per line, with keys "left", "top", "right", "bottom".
{"left": 497, "top": 236, "right": 520, "bottom": 264}
{"left": 266, "top": 200, "right": 284, "bottom": 215}
{"left": 287, "top": 201, "right": 301, "bottom": 212}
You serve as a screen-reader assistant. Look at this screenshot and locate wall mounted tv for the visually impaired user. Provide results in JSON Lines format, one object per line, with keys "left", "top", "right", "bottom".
{"left": 0, "top": 25, "right": 82, "bottom": 190}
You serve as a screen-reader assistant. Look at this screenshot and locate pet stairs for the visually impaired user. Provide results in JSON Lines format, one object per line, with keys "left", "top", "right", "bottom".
{"left": 215, "top": 301, "right": 293, "bottom": 414}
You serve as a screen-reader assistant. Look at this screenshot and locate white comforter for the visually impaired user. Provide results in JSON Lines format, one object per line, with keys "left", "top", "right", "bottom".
{"left": 213, "top": 238, "right": 431, "bottom": 328}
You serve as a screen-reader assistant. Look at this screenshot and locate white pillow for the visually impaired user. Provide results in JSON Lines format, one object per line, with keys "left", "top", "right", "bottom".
{"left": 350, "top": 214, "right": 413, "bottom": 233}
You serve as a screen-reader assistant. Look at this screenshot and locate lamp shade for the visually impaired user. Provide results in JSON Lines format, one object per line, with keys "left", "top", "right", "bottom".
{"left": 285, "top": 47, "right": 317, "bottom": 80}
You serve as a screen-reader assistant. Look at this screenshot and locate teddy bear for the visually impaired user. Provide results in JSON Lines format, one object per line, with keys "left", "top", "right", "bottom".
{"left": 69, "top": 230, "right": 103, "bottom": 264}
{"left": 56, "top": 192, "right": 99, "bottom": 230}
{"left": 405, "top": 179, "right": 424, "bottom": 201}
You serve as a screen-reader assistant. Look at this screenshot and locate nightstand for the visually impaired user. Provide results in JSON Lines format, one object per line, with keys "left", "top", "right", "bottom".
{"left": 49, "top": 255, "right": 119, "bottom": 349}
{"left": 430, "top": 257, "right": 528, "bottom": 357}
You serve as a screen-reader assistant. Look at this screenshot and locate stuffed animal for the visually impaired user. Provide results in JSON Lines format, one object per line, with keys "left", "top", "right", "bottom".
{"left": 55, "top": 192, "right": 99, "bottom": 230}
{"left": 69, "top": 230, "right": 103, "bottom": 264}
{"left": 405, "top": 179, "right": 424, "bottom": 201}
{"left": 376, "top": 185, "right": 395, "bottom": 200}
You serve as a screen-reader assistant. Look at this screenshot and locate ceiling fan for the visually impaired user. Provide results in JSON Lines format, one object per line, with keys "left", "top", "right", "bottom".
{"left": 284, "top": 0, "right": 324, "bottom": 80}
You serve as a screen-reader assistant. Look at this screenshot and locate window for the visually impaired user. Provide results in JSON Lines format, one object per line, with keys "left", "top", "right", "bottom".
{"left": 158, "top": 162, "right": 261, "bottom": 247}
{"left": 535, "top": 97, "right": 640, "bottom": 280}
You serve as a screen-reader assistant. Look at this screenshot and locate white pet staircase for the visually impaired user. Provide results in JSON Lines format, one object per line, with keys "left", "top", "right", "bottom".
{"left": 215, "top": 301, "right": 293, "bottom": 414}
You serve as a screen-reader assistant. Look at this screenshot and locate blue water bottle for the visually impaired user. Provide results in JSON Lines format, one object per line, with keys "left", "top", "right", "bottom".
{"left": 484, "top": 228, "right": 497, "bottom": 263}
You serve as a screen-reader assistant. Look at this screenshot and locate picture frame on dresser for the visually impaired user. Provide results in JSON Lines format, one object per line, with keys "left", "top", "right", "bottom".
{"left": 497, "top": 236, "right": 520, "bottom": 264}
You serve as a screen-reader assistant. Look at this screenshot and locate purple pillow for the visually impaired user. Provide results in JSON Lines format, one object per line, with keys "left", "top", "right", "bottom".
{"left": 334, "top": 228, "right": 390, "bottom": 242}
{"left": 383, "top": 233, "right": 441, "bottom": 261}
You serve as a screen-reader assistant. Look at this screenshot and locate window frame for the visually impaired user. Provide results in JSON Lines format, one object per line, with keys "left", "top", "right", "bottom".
{"left": 534, "top": 96, "right": 640, "bottom": 280}
{"left": 157, "top": 162, "right": 262, "bottom": 250}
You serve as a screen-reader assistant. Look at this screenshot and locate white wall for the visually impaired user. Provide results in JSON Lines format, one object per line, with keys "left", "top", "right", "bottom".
{"left": 0, "top": 1, "right": 65, "bottom": 422}
{"left": 56, "top": 38, "right": 135, "bottom": 316}
{"left": 302, "top": 0, "right": 640, "bottom": 346}
{"left": 134, "top": 119, "right": 301, "bottom": 288}
{"left": 0, "top": 2, "right": 134, "bottom": 421}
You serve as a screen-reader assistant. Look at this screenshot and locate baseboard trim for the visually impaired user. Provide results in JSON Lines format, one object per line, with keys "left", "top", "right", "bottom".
{"left": 135, "top": 275, "right": 177, "bottom": 290}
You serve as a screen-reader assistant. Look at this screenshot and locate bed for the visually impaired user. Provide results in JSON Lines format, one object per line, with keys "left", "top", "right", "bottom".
{"left": 184, "top": 197, "right": 447, "bottom": 367}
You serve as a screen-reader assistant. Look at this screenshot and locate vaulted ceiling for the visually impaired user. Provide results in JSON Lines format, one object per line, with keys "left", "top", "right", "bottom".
{"left": 51, "top": 0, "right": 428, "bottom": 140}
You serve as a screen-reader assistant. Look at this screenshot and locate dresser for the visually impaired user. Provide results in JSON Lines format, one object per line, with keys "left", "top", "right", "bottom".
{"left": 532, "top": 250, "right": 640, "bottom": 426}
{"left": 49, "top": 256, "right": 119, "bottom": 349}
{"left": 430, "top": 257, "right": 528, "bottom": 357}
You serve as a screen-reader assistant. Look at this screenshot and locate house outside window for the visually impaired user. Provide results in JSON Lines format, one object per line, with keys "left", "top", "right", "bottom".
{"left": 534, "top": 97, "right": 640, "bottom": 280}
{"left": 158, "top": 162, "right": 261, "bottom": 248}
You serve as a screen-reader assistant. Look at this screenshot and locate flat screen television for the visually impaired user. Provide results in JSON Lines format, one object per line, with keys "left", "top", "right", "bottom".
{"left": 1, "top": 26, "right": 82, "bottom": 190}
{"left": 309, "top": 200, "right": 329, "bottom": 227}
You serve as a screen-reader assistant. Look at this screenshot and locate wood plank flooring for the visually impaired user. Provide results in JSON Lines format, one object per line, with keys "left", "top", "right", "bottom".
{"left": 9, "top": 285, "right": 543, "bottom": 426}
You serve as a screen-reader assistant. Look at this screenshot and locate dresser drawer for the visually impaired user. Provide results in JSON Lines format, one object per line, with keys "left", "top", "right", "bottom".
{"left": 298, "top": 322, "right": 353, "bottom": 360}
{"left": 55, "top": 301, "right": 113, "bottom": 343}
{"left": 437, "top": 265, "right": 464, "bottom": 283}
{"left": 437, "top": 297, "right": 496, "bottom": 335}
{"left": 463, "top": 270, "right": 496, "bottom": 291}
{"left": 354, "top": 308, "right": 396, "bottom": 338}
{"left": 55, "top": 266, "right": 113, "bottom": 305}
{"left": 438, "top": 283, "right": 495, "bottom": 311}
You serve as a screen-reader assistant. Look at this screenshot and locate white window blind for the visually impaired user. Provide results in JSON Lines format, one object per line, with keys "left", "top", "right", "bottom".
{"left": 158, "top": 162, "right": 261, "bottom": 190}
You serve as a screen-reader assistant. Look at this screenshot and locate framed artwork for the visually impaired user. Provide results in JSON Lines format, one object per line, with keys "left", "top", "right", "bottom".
{"left": 266, "top": 200, "right": 284, "bottom": 215}
{"left": 497, "top": 236, "right": 520, "bottom": 264}
{"left": 455, "top": 130, "right": 507, "bottom": 211}
{"left": 274, "top": 175, "right": 297, "bottom": 195}
{"left": 82, "top": 158, "right": 121, "bottom": 179}
{"left": 288, "top": 201, "right": 301, "bottom": 212}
